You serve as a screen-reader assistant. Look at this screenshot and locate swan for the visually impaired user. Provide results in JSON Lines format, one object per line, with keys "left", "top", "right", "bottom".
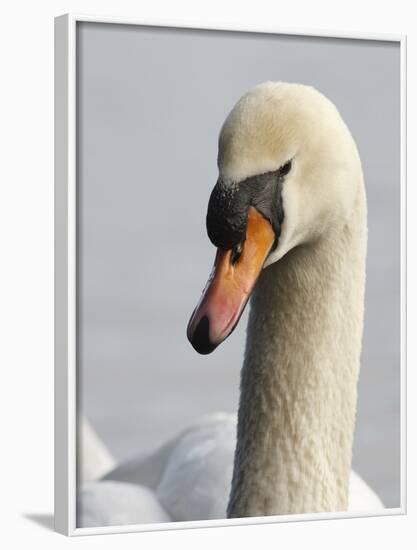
{"left": 78, "top": 81, "right": 384, "bottom": 527}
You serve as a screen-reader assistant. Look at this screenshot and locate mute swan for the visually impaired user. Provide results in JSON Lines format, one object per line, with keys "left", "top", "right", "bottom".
{"left": 78, "top": 82, "right": 384, "bottom": 527}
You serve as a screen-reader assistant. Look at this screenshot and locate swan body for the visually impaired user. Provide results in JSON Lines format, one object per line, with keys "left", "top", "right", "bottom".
{"left": 78, "top": 413, "right": 383, "bottom": 526}
{"left": 78, "top": 481, "right": 171, "bottom": 527}
{"left": 79, "top": 82, "right": 383, "bottom": 525}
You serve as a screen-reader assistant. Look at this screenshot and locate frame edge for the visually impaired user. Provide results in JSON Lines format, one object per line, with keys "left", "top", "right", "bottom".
{"left": 54, "top": 13, "right": 77, "bottom": 537}
{"left": 55, "top": 14, "right": 406, "bottom": 536}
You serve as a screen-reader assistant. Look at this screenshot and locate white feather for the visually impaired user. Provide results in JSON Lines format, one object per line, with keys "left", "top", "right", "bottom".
{"left": 79, "top": 417, "right": 116, "bottom": 483}
{"left": 78, "top": 414, "right": 383, "bottom": 526}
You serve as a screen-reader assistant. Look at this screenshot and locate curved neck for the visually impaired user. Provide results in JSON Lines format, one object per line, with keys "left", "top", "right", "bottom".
{"left": 227, "top": 209, "right": 367, "bottom": 517}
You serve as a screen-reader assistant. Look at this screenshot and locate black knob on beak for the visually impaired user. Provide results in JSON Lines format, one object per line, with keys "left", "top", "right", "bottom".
{"left": 206, "top": 179, "right": 249, "bottom": 250}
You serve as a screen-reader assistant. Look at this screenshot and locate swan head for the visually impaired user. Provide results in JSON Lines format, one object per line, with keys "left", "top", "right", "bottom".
{"left": 187, "top": 82, "right": 363, "bottom": 355}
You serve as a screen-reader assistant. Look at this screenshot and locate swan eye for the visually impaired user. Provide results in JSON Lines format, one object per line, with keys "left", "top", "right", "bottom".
{"left": 279, "top": 160, "right": 292, "bottom": 177}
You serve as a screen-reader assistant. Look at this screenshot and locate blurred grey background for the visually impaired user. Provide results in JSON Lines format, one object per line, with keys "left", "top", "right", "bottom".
{"left": 76, "top": 23, "right": 401, "bottom": 507}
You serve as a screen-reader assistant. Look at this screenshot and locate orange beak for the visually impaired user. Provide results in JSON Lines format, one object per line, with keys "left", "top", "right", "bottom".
{"left": 187, "top": 207, "right": 275, "bottom": 354}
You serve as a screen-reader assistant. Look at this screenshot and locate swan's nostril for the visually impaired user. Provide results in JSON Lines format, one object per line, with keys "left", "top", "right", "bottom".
{"left": 230, "top": 242, "right": 243, "bottom": 265}
{"left": 188, "top": 315, "right": 218, "bottom": 355}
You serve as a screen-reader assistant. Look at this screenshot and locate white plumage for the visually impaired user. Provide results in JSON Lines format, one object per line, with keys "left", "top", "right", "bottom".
{"left": 79, "top": 481, "right": 171, "bottom": 527}
{"left": 79, "top": 417, "right": 116, "bottom": 483}
{"left": 78, "top": 413, "right": 383, "bottom": 526}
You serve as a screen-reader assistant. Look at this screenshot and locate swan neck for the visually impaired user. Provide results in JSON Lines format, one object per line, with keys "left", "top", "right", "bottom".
{"left": 228, "top": 219, "right": 366, "bottom": 517}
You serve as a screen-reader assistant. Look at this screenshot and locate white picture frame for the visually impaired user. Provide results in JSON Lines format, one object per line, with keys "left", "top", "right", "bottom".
{"left": 54, "top": 13, "right": 407, "bottom": 536}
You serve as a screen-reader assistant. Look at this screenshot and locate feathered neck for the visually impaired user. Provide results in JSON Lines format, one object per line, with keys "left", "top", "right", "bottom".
{"left": 227, "top": 194, "right": 367, "bottom": 517}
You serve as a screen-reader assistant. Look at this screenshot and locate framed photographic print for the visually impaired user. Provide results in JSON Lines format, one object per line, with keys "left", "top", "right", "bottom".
{"left": 54, "top": 13, "right": 406, "bottom": 536}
